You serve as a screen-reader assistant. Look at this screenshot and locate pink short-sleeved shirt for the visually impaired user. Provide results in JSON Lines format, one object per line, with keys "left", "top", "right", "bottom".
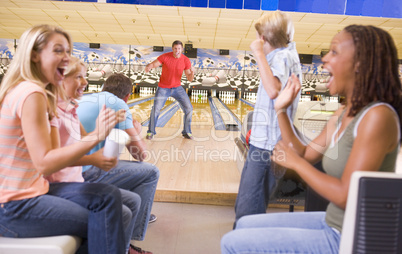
{"left": 46, "top": 99, "right": 84, "bottom": 183}
{"left": 0, "top": 81, "right": 49, "bottom": 203}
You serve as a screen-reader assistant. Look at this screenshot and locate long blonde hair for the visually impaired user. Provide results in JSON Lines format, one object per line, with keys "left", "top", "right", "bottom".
{"left": 0, "top": 24, "right": 72, "bottom": 119}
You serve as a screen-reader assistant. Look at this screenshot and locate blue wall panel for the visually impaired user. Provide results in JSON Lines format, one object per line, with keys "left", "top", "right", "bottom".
{"left": 191, "top": 0, "right": 208, "bottom": 7}
{"left": 312, "top": 0, "right": 329, "bottom": 13}
{"left": 98, "top": 0, "right": 402, "bottom": 18}
{"left": 295, "top": 0, "right": 314, "bottom": 13}
{"left": 382, "top": 0, "right": 402, "bottom": 18}
{"left": 209, "top": 0, "right": 225, "bottom": 8}
{"left": 140, "top": 0, "right": 158, "bottom": 4}
{"left": 108, "top": 0, "right": 190, "bottom": 5}
{"left": 157, "top": 0, "right": 191, "bottom": 6}
{"left": 328, "top": 0, "right": 346, "bottom": 14}
{"left": 157, "top": 0, "right": 172, "bottom": 5}
{"left": 226, "top": 0, "right": 243, "bottom": 9}
{"left": 361, "top": 0, "right": 382, "bottom": 17}
{"left": 244, "top": 0, "right": 261, "bottom": 10}
{"left": 261, "top": 0, "right": 279, "bottom": 10}
{"left": 278, "top": 0, "right": 297, "bottom": 11}
{"left": 345, "top": 0, "right": 364, "bottom": 15}
{"left": 107, "top": 0, "right": 141, "bottom": 3}
{"left": 177, "top": 0, "right": 191, "bottom": 6}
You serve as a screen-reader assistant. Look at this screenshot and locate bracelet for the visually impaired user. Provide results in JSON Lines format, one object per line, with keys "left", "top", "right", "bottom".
{"left": 276, "top": 109, "right": 287, "bottom": 117}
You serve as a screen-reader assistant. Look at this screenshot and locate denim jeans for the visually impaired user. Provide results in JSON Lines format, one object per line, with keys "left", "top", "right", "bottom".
{"left": 147, "top": 86, "right": 193, "bottom": 135}
{"left": 0, "top": 182, "right": 126, "bottom": 254}
{"left": 82, "top": 160, "right": 159, "bottom": 241}
{"left": 221, "top": 212, "right": 341, "bottom": 254}
{"left": 234, "top": 144, "right": 276, "bottom": 227}
{"left": 119, "top": 188, "right": 140, "bottom": 250}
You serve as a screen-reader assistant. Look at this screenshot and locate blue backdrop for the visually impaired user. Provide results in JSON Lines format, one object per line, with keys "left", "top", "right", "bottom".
{"left": 61, "top": 0, "right": 402, "bottom": 18}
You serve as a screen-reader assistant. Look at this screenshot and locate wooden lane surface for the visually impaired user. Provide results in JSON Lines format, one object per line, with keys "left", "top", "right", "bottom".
{"left": 120, "top": 96, "right": 254, "bottom": 206}
{"left": 127, "top": 94, "right": 174, "bottom": 124}
{"left": 220, "top": 97, "right": 255, "bottom": 122}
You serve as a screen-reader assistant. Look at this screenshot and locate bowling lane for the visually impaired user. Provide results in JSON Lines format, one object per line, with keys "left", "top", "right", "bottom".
{"left": 152, "top": 94, "right": 254, "bottom": 134}
{"left": 106, "top": 91, "right": 254, "bottom": 132}
{"left": 134, "top": 93, "right": 241, "bottom": 200}
{"left": 127, "top": 93, "right": 174, "bottom": 124}
{"left": 144, "top": 94, "right": 214, "bottom": 139}
{"left": 219, "top": 97, "right": 255, "bottom": 125}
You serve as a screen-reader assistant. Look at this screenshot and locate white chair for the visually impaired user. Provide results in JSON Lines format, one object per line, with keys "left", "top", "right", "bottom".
{"left": 339, "top": 171, "right": 402, "bottom": 254}
{"left": 0, "top": 235, "right": 81, "bottom": 254}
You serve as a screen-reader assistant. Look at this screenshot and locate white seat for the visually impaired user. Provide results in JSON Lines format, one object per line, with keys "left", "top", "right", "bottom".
{"left": 339, "top": 171, "right": 402, "bottom": 254}
{"left": 0, "top": 235, "right": 81, "bottom": 254}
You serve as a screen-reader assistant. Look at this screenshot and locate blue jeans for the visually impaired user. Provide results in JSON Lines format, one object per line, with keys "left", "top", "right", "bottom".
{"left": 0, "top": 182, "right": 126, "bottom": 254}
{"left": 82, "top": 160, "right": 159, "bottom": 241}
{"left": 221, "top": 212, "right": 341, "bottom": 254}
{"left": 147, "top": 86, "right": 193, "bottom": 135}
{"left": 119, "top": 189, "right": 140, "bottom": 250}
{"left": 234, "top": 145, "right": 276, "bottom": 226}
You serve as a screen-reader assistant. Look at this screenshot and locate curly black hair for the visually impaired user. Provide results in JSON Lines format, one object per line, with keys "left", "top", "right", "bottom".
{"left": 344, "top": 25, "right": 402, "bottom": 136}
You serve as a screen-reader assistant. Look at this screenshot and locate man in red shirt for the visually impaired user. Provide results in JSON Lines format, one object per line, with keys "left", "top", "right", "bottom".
{"left": 144, "top": 40, "right": 195, "bottom": 140}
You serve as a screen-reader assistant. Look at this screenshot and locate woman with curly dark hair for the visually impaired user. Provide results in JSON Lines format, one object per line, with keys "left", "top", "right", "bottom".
{"left": 221, "top": 25, "right": 401, "bottom": 254}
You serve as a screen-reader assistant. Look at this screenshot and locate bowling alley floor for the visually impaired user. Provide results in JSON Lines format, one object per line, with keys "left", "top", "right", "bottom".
{"left": 125, "top": 95, "right": 298, "bottom": 253}
{"left": 123, "top": 95, "right": 249, "bottom": 206}
{"left": 134, "top": 201, "right": 291, "bottom": 254}
{"left": 124, "top": 95, "right": 274, "bottom": 253}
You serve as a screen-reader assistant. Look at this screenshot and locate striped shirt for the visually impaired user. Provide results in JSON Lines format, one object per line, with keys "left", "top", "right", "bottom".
{"left": 250, "top": 42, "right": 302, "bottom": 151}
{"left": 0, "top": 81, "right": 49, "bottom": 203}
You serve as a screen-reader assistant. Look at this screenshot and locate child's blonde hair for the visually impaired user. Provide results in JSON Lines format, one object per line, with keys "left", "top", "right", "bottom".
{"left": 64, "top": 56, "right": 86, "bottom": 77}
{"left": 0, "top": 24, "right": 72, "bottom": 119}
{"left": 254, "top": 11, "right": 294, "bottom": 49}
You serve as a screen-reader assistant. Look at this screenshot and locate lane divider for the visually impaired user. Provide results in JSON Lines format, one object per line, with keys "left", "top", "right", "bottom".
{"left": 141, "top": 101, "right": 180, "bottom": 127}
{"left": 127, "top": 95, "right": 154, "bottom": 108}
{"left": 208, "top": 97, "right": 227, "bottom": 131}
{"left": 212, "top": 97, "right": 240, "bottom": 131}
{"left": 239, "top": 98, "right": 255, "bottom": 108}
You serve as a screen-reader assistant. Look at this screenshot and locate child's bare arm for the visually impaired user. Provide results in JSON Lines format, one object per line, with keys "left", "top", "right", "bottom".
{"left": 250, "top": 39, "right": 282, "bottom": 99}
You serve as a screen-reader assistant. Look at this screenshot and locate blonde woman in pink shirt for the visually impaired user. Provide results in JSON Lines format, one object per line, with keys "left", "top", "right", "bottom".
{"left": 48, "top": 56, "right": 149, "bottom": 254}
{"left": 0, "top": 24, "right": 127, "bottom": 254}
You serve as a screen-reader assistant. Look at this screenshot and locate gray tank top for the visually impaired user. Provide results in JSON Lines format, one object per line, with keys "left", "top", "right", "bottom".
{"left": 323, "top": 102, "right": 400, "bottom": 232}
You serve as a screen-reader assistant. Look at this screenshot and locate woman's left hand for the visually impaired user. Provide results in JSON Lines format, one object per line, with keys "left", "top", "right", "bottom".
{"left": 274, "top": 74, "right": 301, "bottom": 111}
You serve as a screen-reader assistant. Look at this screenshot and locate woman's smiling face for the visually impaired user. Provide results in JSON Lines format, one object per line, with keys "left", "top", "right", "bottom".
{"left": 32, "top": 33, "right": 71, "bottom": 86}
{"left": 322, "top": 30, "right": 356, "bottom": 97}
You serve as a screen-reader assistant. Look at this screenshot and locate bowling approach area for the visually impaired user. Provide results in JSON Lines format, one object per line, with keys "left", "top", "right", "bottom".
{"left": 120, "top": 89, "right": 253, "bottom": 207}
{"left": 117, "top": 87, "right": 308, "bottom": 210}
